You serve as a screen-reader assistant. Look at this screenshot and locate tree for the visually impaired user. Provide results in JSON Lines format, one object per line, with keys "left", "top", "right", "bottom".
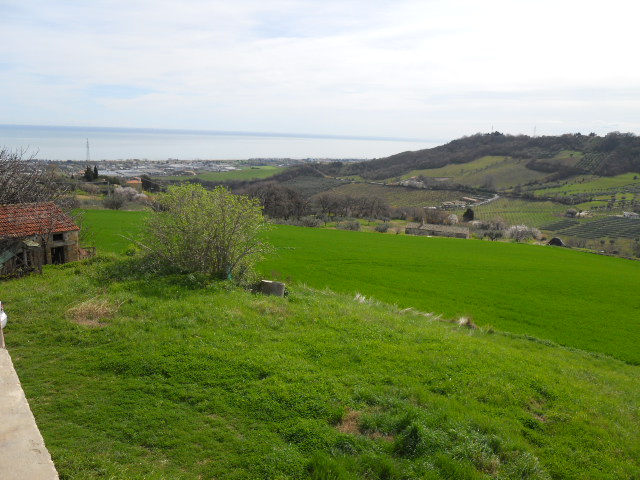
{"left": 140, "top": 184, "right": 272, "bottom": 281}
{"left": 0, "top": 147, "right": 70, "bottom": 205}
{"left": 93, "top": 165, "right": 99, "bottom": 179}
{"left": 84, "top": 166, "right": 94, "bottom": 181}
{"left": 462, "top": 208, "right": 475, "bottom": 222}
{"left": 244, "top": 182, "right": 308, "bottom": 220}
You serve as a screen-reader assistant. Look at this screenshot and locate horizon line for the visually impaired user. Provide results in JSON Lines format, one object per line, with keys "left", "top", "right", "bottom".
{"left": 0, "top": 123, "right": 439, "bottom": 144}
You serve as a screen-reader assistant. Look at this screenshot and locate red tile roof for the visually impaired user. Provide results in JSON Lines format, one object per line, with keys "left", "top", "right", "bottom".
{"left": 0, "top": 202, "right": 79, "bottom": 238}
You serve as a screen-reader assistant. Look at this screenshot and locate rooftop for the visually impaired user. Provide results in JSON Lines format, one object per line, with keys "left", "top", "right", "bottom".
{"left": 0, "top": 203, "right": 79, "bottom": 238}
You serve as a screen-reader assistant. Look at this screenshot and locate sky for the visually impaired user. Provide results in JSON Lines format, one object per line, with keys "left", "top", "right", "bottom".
{"left": 1, "top": 0, "right": 639, "bottom": 143}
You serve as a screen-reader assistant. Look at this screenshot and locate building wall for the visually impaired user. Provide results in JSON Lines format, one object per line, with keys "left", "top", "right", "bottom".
{"left": 405, "top": 227, "right": 470, "bottom": 239}
{"left": 40, "top": 230, "right": 80, "bottom": 265}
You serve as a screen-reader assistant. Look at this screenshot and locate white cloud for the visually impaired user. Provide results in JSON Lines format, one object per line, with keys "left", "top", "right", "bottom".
{"left": 1, "top": 0, "right": 639, "bottom": 139}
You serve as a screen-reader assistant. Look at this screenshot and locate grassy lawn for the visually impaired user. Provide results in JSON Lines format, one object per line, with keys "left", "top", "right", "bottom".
{"left": 4, "top": 259, "right": 639, "bottom": 479}
{"left": 79, "top": 209, "right": 149, "bottom": 254}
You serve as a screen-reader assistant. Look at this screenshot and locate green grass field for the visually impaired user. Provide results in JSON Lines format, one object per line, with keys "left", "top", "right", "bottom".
{"left": 4, "top": 259, "right": 639, "bottom": 479}
{"left": 260, "top": 226, "right": 640, "bottom": 365}
{"left": 404, "top": 156, "right": 547, "bottom": 190}
{"left": 80, "top": 210, "right": 640, "bottom": 364}
{"left": 79, "top": 209, "right": 149, "bottom": 253}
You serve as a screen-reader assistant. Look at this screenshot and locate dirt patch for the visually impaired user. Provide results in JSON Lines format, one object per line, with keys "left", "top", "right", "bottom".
{"left": 337, "top": 410, "right": 361, "bottom": 435}
{"left": 336, "top": 410, "right": 395, "bottom": 442}
{"left": 66, "top": 297, "right": 121, "bottom": 327}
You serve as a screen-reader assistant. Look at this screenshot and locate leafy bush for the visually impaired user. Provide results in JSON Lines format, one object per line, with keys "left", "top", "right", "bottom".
{"left": 140, "top": 184, "right": 272, "bottom": 282}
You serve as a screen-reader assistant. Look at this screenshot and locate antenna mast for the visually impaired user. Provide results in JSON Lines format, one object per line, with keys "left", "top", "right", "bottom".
{"left": 86, "top": 138, "right": 90, "bottom": 163}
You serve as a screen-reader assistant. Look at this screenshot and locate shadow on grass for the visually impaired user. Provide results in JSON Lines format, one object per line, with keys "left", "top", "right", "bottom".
{"left": 88, "top": 254, "right": 236, "bottom": 298}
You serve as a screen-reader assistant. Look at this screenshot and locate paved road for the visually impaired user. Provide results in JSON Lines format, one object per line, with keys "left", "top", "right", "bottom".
{"left": 0, "top": 342, "right": 58, "bottom": 480}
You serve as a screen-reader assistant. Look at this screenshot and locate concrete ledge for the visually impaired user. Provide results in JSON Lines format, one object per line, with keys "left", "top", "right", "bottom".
{"left": 0, "top": 347, "right": 58, "bottom": 480}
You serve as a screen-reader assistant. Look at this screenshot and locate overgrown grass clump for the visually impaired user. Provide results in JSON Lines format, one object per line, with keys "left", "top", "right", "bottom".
{"left": 3, "top": 257, "right": 639, "bottom": 479}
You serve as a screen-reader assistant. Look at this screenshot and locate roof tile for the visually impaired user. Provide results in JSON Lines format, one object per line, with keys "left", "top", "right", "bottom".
{"left": 0, "top": 203, "right": 79, "bottom": 238}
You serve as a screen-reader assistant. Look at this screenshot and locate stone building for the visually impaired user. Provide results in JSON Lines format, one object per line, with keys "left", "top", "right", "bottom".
{"left": 405, "top": 222, "right": 470, "bottom": 239}
{"left": 0, "top": 202, "right": 80, "bottom": 276}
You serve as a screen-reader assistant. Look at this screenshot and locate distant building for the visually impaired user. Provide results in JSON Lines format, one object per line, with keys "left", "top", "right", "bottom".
{"left": 405, "top": 222, "right": 470, "bottom": 239}
{"left": 126, "top": 177, "right": 143, "bottom": 192}
{"left": 622, "top": 211, "right": 639, "bottom": 219}
{"left": 0, "top": 202, "right": 81, "bottom": 276}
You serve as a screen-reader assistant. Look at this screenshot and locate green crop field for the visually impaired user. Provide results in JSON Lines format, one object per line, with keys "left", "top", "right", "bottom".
{"left": 261, "top": 226, "right": 640, "bottom": 365}
{"left": 79, "top": 209, "right": 149, "bottom": 253}
{"left": 80, "top": 210, "right": 640, "bottom": 364}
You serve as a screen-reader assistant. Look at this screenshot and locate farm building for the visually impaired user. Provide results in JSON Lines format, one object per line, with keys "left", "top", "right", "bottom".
{"left": 126, "top": 177, "right": 143, "bottom": 192}
{"left": 0, "top": 202, "right": 81, "bottom": 276}
{"left": 405, "top": 222, "right": 470, "bottom": 239}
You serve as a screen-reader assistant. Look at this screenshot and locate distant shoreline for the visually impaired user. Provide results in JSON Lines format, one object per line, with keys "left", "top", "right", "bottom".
{"left": 0, "top": 124, "right": 440, "bottom": 161}
{"left": 0, "top": 123, "right": 435, "bottom": 144}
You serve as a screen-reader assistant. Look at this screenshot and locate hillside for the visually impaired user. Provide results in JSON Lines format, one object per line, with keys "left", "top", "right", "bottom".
{"left": 318, "top": 132, "right": 640, "bottom": 182}
{"left": 4, "top": 256, "right": 640, "bottom": 479}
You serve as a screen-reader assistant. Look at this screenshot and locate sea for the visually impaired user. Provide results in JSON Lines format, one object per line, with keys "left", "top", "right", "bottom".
{"left": 0, "top": 124, "right": 440, "bottom": 162}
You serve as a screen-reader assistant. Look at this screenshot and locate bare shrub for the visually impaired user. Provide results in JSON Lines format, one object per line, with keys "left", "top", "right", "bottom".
{"left": 445, "top": 214, "right": 459, "bottom": 225}
{"left": 114, "top": 186, "right": 140, "bottom": 201}
{"left": 423, "top": 208, "right": 449, "bottom": 225}
{"left": 375, "top": 222, "right": 390, "bottom": 233}
{"left": 102, "top": 194, "right": 126, "bottom": 210}
{"left": 506, "top": 225, "right": 542, "bottom": 242}
{"left": 337, "top": 220, "right": 361, "bottom": 231}
{"left": 81, "top": 183, "right": 101, "bottom": 195}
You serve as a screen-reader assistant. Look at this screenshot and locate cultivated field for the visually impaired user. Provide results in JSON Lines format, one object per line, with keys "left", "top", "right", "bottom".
{"left": 458, "top": 198, "right": 566, "bottom": 228}
{"left": 325, "top": 183, "right": 471, "bottom": 208}
{"left": 403, "top": 156, "right": 548, "bottom": 190}
{"left": 260, "top": 226, "right": 640, "bottom": 364}
{"left": 81, "top": 210, "right": 640, "bottom": 364}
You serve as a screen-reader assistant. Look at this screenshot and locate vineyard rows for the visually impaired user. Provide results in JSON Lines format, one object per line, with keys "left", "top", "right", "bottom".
{"left": 540, "top": 219, "right": 579, "bottom": 231}
{"left": 575, "top": 153, "right": 605, "bottom": 173}
{"left": 553, "top": 217, "right": 640, "bottom": 239}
